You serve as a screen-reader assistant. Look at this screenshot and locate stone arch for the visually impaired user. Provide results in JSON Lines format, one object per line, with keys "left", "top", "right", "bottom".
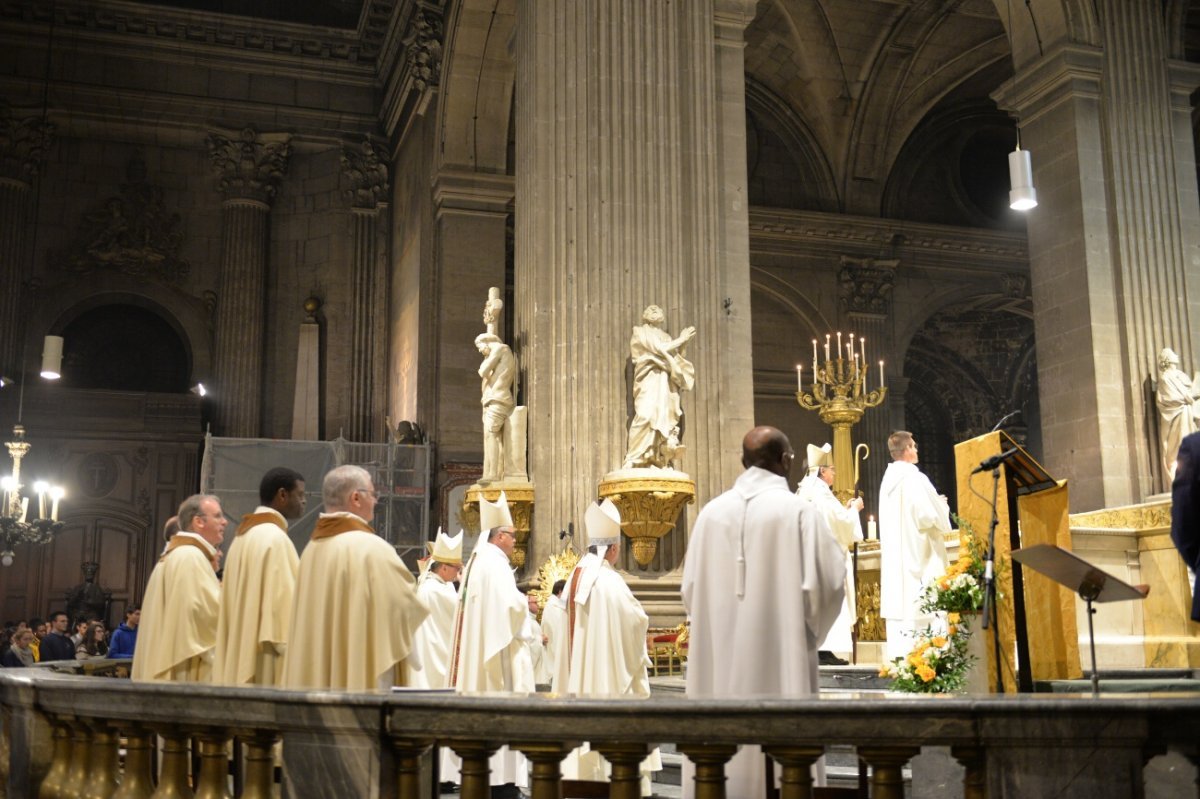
{"left": 437, "top": 0, "right": 517, "bottom": 173}
{"left": 749, "top": 266, "right": 833, "bottom": 340}
{"left": 987, "top": 0, "right": 1100, "bottom": 69}
{"left": 33, "top": 273, "right": 213, "bottom": 387}
{"left": 746, "top": 80, "right": 839, "bottom": 211}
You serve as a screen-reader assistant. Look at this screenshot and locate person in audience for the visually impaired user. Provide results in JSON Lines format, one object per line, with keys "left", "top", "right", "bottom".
{"left": 76, "top": 622, "right": 109, "bottom": 659}
{"left": 71, "top": 618, "right": 89, "bottom": 647}
{"left": 108, "top": 607, "right": 140, "bottom": 659}
{"left": 39, "top": 611, "right": 76, "bottom": 662}
{"left": 28, "top": 618, "right": 44, "bottom": 662}
{"left": 2, "top": 629, "right": 36, "bottom": 667}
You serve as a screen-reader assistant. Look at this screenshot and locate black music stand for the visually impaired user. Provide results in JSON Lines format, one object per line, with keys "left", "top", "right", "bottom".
{"left": 1011, "top": 544, "right": 1149, "bottom": 697}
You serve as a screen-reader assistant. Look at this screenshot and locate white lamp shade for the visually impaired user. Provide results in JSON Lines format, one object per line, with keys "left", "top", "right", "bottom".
{"left": 1008, "top": 148, "right": 1038, "bottom": 211}
{"left": 40, "top": 335, "right": 63, "bottom": 379}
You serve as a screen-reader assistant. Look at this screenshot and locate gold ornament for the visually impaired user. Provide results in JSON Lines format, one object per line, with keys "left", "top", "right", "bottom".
{"left": 598, "top": 475, "right": 695, "bottom": 566}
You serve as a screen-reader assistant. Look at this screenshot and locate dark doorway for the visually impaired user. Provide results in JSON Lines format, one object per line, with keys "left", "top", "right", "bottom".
{"left": 60, "top": 304, "right": 190, "bottom": 393}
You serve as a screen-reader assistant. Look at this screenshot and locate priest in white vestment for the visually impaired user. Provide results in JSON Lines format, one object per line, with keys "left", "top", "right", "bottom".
{"left": 796, "top": 443, "right": 864, "bottom": 664}
{"left": 449, "top": 493, "right": 529, "bottom": 795}
{"left": 521, "top": 591, "right": 550, "bottom": 687}
{"left": 412, "top": 530, "right": 464, "bottom": 786}
{"left": 541, "top": 579, "right": 568, "bottom": 692}
{"left": 133, "top": 494, "right": 226, "bottom": 683}
{"left": 563, "top": 499, "right": 661, "bottom": 793}
{"left": 682, "top": 427, "right": 845, "bottom": 798}
{"left": 213, "top": 467, "right": 304, "bottom": 686}
{"left": 879, "top": 431, "right": 951, "bottom": 661}
{"left": 281, "top": 465, "right": 428, "bottom": 691}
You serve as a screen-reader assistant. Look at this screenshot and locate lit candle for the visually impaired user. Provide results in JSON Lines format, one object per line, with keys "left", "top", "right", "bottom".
{"left": 868, "top": 515, "right": 877, "bottom": 538}
{"left": 796, "top": 364, "right": 803, "bottom": 392}
{"left": 812, "top": 338, "right": 818, "bottom": 364}
{"left": 824, "top": 334, "right": 831, "bottom": 362}
{"left": 50, "top": 487, "right": 63, "bottom": 522}
{"left": 19, "top": 497, "right": 28, "bottom": 524}
{"left": 836, "top": 331, "right": 842, "bottom": 359}
{"left": 861, "top": 338, "right": 868, "bottom": 389}
{"left": 34, "top": 481, "right": 47, "bottom": 519}
{"left": 879, "top": 360, "right": 885, "bottom": 387}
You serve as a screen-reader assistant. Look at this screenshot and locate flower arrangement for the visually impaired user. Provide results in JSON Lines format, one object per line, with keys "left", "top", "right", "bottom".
{"left": 879, "top": 621, "right": 973, "bottom": 693}
{"left": 881, "top": 515, "right": 997, "bottom": 694}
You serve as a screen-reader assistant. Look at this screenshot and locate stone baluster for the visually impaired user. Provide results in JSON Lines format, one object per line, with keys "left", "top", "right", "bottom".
{"left": 764, "top": 745, "right": 825, "bottom": 799}
{"left": 677, "top": 744, "right": 738, "bottom": 799}
{"left": 390, "top": 737, "right": 432, "bottom": 799}
{"left": 206, "top": 127, "right": 291, "bottom": 438}
{"left": 513, "top": 741, "right": 577, "bottom": 799}
{"left": 155, "top": 730, "right": 195, "bottom": 799}
{"left": 592, "top": 742, "right": 652, "bottom": 799}
{"left": 0, "top": 100, "right": 53, "bottom": 378}
{"left": 111, "top": 730, "right": 156, "bottom": 799}
{"left": 193, "top": 734, "right": 232, "bottom": 799}
{"left": 80, "top": 725, "right": 119, "bottom": 799}
{"left": 951, "top": 745, "right": 985, "bottom": 799}
{"left": 240, "top": 733, "right": 278, "bottom": 799}
{"left": 858, "top": 746, "right": 920, "bottom": 799}
{"left": 59, "top": 721, "right": 92, "bottom": 799}
{"left": 37, "top": 722, "right": 72, "bottom": 799}
{"left": 341, "top": 138, "right": 390, "bottom": 442}
{"left": 449, "top": 741, "right": 498, "bottom": 799}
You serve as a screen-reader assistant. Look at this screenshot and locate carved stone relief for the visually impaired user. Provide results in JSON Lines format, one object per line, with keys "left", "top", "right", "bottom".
{"left": 206, "top": 127, "right": 291, "bottom": 205}
{"left": 341, "top": 138, "right": 389, "bottom": 210}
{"left": 839, "top": 256, "right": 898, "bottom": 314}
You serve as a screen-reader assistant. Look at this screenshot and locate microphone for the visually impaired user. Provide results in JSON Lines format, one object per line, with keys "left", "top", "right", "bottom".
{"left": 990, "top": 410, "right": 1021, "bottom": 433}
{"left": 972, "top": 447, "right": 1020, "bottom": 475}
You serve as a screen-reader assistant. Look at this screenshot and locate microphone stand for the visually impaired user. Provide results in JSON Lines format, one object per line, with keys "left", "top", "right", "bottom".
{"left": 980, "top": 465, "right": 1005, "bottom": 693}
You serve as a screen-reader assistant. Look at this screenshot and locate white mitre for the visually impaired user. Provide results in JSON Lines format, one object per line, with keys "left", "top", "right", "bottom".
{"left": 431, "top": 529, "right": 464, "bottom": 565}
{"left": 573, "top": 498, "right": 623, "bottom": 606}
{"left": 806, "top": 442, "right": 833, "bottom": 475}
{"left": 479, "top": 490, "right": 514, "bottom": 531}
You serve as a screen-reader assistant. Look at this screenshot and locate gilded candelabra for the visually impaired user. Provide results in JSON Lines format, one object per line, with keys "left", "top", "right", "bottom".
{"left": 796, "top": 333, "right": 887, "bottom": 503}
{"left": 1, "top": 425, "right": 65, "bottom": 566}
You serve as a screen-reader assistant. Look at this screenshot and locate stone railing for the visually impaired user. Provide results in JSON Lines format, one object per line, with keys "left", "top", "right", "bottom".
{"left": 3, "top": 669, "right": 1199, "bottom": 798}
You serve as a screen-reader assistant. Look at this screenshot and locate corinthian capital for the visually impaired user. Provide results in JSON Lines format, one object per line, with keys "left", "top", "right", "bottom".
{"left": 206, "top": 127, "right": 291, "bottom": 205}
{"left": 839, "top": 256, "right": 898, "bottom": 315}
{"left": 341, "top": 138, "right": 389, "bottom": 210}
{"left": 0, "top": 99, "right": 55, "bottom": 184}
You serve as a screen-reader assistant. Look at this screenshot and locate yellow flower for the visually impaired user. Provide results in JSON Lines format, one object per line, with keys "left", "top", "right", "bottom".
{"left": 947, "top": 612, "right": 961, "bottom": 624}
{"left": 948, "top": 624, "right": 958, "bottom": 636}
{"left": 917, "top": 665, "right": 936, "bottom": 682}
{"left": 932, "top": 636, "right": 947, "bottom": 648}
{"left": 878, "top": 665, "right": 892, "bottom": 677}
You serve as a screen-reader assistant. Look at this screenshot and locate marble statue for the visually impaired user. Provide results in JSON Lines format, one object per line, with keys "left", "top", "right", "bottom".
{"left": 1156, "top": 347, "right": 1200, "bottom": 483}
{"left": 476, "top": 332, "right": 517, "bottom": 483}
{"left": 622, "top": 305, "right": 696, "bottom": 470}
{"left": 483, "top": 286, "right": 503, "bottom": 336}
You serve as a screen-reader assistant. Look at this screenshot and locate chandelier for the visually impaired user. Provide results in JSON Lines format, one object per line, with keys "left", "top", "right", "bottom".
{"left": 1, "top": 424, "right": 64, "bottom": 567}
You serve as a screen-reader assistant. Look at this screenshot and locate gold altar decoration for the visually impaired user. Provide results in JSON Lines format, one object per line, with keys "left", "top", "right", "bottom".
{"left": 598, "top": 474, "right": 695, "bottom": 566}
{"left": 532, "top": 544, "right": 580, "bottom": 616}
{"left": 796, "top": 332, "right": 886, "bottom": 503}
{"left": 461, "top": 482, "right": 535, "bottom": 569}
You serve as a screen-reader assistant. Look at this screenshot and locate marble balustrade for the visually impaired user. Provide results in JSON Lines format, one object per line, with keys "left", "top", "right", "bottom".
{"left": 3, "top": 669, "right": 1199, "bottom": 798}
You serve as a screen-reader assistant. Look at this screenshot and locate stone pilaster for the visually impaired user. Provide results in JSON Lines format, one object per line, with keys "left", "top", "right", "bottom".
{"left": 207, "top": 127, "right": 290, "bottom": 438}
{"left": 342, "top": 138, "right": 390, "bottom": 442}
{"left": 514, "top": 0, "right": 756, "bottom": 566}
{"left": 0, "top": 101, "right": 53, "bottom": 378}
{"left": 994, "top": 11, "right": 1200, "bottom": 507}
{"left": 840, "top": 256, "right": 897, "bottom": 514}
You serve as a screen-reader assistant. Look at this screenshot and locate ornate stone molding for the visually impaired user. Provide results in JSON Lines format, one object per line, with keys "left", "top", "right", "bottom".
{"left": 341, "top": 138, "right": 389, "bottom": 210}
{"left": 1001, "top": 272, "right": 1030, "bottom": 298}
{"left": 0, "top": 99, "right": 54, "bottom": 184}
{"left": 400, "top": 9, "right": 443, "bottom": 93}
{"left": 57, "top": 153, "right": 190, "bottom": 283}
{"left": 838, "top": 256, "right": 897, "bottom": 315}
{"left": 1069, "top": 501, "right": 1172, "bottom": 532}
{"left": 206, "top": 128, "right": 291, "bottom": 206}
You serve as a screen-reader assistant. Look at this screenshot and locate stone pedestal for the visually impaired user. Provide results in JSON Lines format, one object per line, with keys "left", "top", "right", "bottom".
{"left": 599, "top": 470, "right": 696, "bottom": 567}
{"left": 461, "top": 482, "right": 535, "bottom": 570}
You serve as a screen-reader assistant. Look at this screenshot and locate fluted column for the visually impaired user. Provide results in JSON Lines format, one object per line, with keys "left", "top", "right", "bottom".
{"left": 993, "top": 4, "right": 1200, "bottom": 507}
{"left": 343, "top": 138, "right": 390, "bottom": 442}
{"left": 514, "top": 0, "right": 756, "bottom": 549}
{"left": 0, "top": 100, "right": 53, "bottom": 378}
{"left": 839, "top": 256, "right": 897, "bottom": 518}
{"left": 207, "top": 127, "right": 290, "bottom": 438}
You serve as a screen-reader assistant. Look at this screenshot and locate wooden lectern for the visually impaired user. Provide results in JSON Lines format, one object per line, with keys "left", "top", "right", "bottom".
{"left": 955, "top": 431, "right": 1081, "bottom": 692}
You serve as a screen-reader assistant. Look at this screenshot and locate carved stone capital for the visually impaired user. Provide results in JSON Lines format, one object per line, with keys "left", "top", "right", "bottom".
{"left": 1001, "top": 272, "right": 1029, "bottom": 298}
{"left": 341, "top": 138, "right": 389, "bottom": 210}
{"left": 0, "top": 100, "right": 55, "bottom": 184}
{"left": 206, "top": 127, "right": 291, "bottom": 205}
{"left": 401, "top": 9, "right": 443, "bottom": 94}
{"left": 839, "top": 256, "right": 898, "bottom": 315}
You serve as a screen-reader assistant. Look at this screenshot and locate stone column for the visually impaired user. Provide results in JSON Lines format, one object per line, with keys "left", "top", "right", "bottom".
{"left": 514, "top": 0, "right": 757, "bottom": 558}
{"left": 839, "top": 256, "right": 897, "bottom": 515}
{"left": 206, "top": 128, "right": 290, "bottom": 438}
{"left": 342, "top": 139, "right": 390, "bottom": 442}
{"left": 994, "top": 5, "right": 1200, "bottom": 508}
{"left": 0, "top": 101, "right": 53, "bottom": 378}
